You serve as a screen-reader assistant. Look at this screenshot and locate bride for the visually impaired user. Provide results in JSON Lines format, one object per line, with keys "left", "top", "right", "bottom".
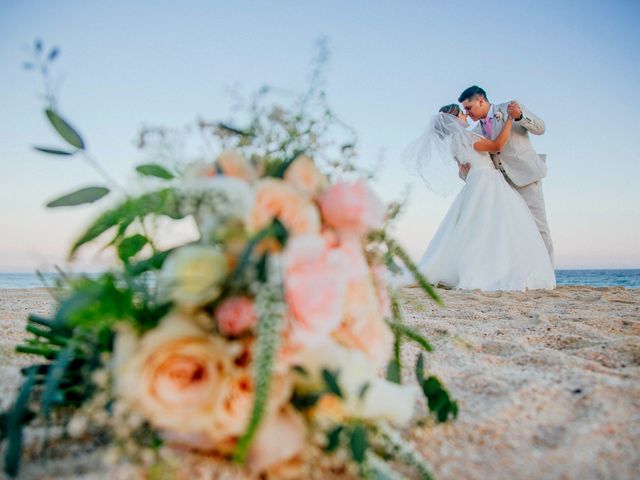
{"left": 404, "top": 105, "right": 555, "bottom": 291}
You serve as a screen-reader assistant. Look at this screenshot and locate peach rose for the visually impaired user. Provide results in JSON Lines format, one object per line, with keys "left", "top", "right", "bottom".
{"left": 283, "top": 155, "right": 328, "bottom": 197}
{"left": 215, "top": 296, "right": 257, "bottom": 337}
{"left": 114, "top": 313, "right": 234, "bottom": 437}
{"left": 217, "top": 150, "right": 256, "bottom": 181}
{"left": 332, "top": 275, "right": 394, "bottom": 368}
{"left": 318, "top": 179, "right": 385, "bottom": 234}
{"left": 211, "top": 340, "right": 294, "bottom": 443}
{"left": 333, "top": 233, "right": 369, "bottom": 282}
{"left": 247, "top": 405, "right": 306, "bottom": 473}
{"left": 282, "top": 235, "right": 349, "bottom": 346}
{"left": 250, "top": 178, "right": 321, "bottom": 236}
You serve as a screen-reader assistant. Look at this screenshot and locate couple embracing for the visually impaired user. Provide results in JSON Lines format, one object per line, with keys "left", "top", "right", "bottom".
{"left": 406, "top": 86, "right": 555, "bottom": 291}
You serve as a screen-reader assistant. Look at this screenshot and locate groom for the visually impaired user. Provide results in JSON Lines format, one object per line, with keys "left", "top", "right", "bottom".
{"left": 458, "top": 85, "right": 554, "bottom": 262}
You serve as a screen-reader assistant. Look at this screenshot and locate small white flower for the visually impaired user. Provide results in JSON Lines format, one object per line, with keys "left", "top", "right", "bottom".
{"left": 294, "top": 340, "right": 419, "bottom": 426}
{"left": 494, "top": 111, "right": 504, "bottom": 122}
{"left": 67, "top": 414, "right": 88, "bottom": 438}
{"left": 182, "top": 175, "right": 254, "bottom": 243}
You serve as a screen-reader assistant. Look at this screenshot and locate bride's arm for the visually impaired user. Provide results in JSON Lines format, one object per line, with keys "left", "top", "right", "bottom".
{"left": 473, "top": 118, "right": 513, "bottom": 153}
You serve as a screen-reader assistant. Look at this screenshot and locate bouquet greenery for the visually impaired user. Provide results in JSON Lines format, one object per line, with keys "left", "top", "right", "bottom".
{"left": 1, "top": 40, "right": 457, "bottom": 479}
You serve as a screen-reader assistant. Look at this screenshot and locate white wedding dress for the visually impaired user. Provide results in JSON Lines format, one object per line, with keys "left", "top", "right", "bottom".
{"left": 412, "top": 133, "right": 556, "bottom": 291}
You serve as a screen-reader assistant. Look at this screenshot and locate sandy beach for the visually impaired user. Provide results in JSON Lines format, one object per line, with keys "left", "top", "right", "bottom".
{"left": 1, "top": 286, "right": 639, "bottom": 479}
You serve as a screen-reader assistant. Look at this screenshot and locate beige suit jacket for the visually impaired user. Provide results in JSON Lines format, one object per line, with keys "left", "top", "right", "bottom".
{"left": 473, "top": 102, "right": 547, "bottom": 187}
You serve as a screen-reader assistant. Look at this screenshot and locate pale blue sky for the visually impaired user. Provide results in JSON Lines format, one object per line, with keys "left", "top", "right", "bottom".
{"left": 1, "top": 0, "right": 639, "bottom": 271}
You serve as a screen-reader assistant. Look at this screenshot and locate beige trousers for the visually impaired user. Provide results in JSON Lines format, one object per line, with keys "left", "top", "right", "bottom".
{"left": 505, "top": 175, "right": 554, "bottom": 264}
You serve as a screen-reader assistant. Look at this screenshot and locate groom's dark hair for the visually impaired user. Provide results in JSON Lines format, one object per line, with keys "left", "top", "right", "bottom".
{"left": 458, "top": 86, "right": 488, "bottom": 103}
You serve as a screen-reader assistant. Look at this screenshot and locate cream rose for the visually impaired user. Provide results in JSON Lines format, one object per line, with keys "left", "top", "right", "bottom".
{"left": 159, "top": 244, "right": 229, "bottom": 308}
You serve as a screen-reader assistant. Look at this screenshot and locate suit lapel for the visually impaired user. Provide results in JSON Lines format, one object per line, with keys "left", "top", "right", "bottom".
{"left": 491, "top": 103, "right": 506, "bottom": 140}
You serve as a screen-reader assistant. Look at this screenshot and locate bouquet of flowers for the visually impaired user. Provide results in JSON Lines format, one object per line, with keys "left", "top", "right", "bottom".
{"left": 1, "top": 40, "right": 457, "bottom": 479}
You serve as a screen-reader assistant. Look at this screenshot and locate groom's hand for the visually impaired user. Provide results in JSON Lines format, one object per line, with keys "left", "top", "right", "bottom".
{"left": 507, "top": 101, "right": 523, "bottom": 120}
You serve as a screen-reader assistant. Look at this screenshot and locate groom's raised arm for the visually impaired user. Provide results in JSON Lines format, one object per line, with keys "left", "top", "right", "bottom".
{"left": 514, "top": 103, "right": 545, "bottom": 135}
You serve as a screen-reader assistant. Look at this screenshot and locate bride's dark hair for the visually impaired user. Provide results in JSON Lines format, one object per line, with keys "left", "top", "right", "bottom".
{"left": 439, "top": 104, "right": 461, "bottom": 116}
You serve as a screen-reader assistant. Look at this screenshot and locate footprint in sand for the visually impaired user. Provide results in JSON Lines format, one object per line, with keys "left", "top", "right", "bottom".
{"left": 571, "top": 339, "right": 640, "bottom": 369}
{"left": 481, "top": 340, "right": 526, "bottom": 357}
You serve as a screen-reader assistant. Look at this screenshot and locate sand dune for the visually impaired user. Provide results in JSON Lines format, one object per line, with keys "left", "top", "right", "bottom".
{"left": 1, "top": 286, "right": 638, "bottom": 479}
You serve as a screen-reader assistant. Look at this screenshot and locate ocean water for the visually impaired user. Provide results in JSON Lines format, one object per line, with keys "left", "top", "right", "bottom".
{"left": 555, "top": 269, "right": 640, "bottom": 289}
{"left": 0, "top": 270, "right": 639, "bottom": 289}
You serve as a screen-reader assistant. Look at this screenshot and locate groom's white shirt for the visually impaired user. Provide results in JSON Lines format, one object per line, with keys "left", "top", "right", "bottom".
{"left": 474, "top": 102, "right": 547, "bottom": 187}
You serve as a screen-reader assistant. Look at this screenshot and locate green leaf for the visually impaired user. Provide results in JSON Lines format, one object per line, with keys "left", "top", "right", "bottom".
{"left": 33, "top": 145, "right": 76, "bottom": 156}
{"left": 126, "top": 249, "right": 173, "bottom": 276}
{"left": 290, "top": 391, "right": 321, "bottom": 410}
{"left": 230, "top": 219, "right": 288, "bottom": 283}
{"left": 25, "top": 324, "right": 68, "bottom": 346}
{"left": 117, "top": 234, "right": 148, "bottom": 263}
{"left": 42, "top": 345, "right": 75, "bottom": 418}
{"left": 4, "top": 367, "right": 37, "bottom": 477}
{"left": 292, "top": 365, "right": 308, "bottom": 376}
{"left": 415, "top": 353, "right": 425, "bottom": 383}
{"left": 358, "top": 382, "right": 371, "bottom": 400}
{"left": 135, "top": 163, "right": 174, "bottom": 180}
{"left": 387, "top": 320, "right": 433, "bottom": 352}
{"left": 217, "top": 122, "right": 253, "bottom": 137}
{"left": 349, "top": 425, "right": 368, "bottom": 464}
{"left": 322, "top": 369, "right": 343, "bottom": 398}
{"left": 383, "top": 233, "right": 442, "bottom": 306}
{"left": 325, "top": 425, "right": 344, "bottom": 452}
{"left": 48, "top": 47, "right": 59, "bottom": 61}
{"left": 420, "top": 376, "right": 458, "bottom": 423}
{"left": 45, "top": 108, "right": 85, "bottom": 150}
{"left": 46, "top": 186, "right": 109, "bottom": 208}
{"left": 0, "top": 413, "right": 7, "bottom": 442}
{"left": 386, "top": 360, "right": 401, "bottom": 384}
{"left": 53, "top": 289, "right": 102, "bottom": 328}
{"left": 70, "top": 188, "right": 183, "bottom": 257}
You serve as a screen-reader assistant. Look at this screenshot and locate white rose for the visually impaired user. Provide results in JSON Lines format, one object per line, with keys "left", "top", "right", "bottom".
{"left": 159, "top": 244, "right": 228, "bottom": 308}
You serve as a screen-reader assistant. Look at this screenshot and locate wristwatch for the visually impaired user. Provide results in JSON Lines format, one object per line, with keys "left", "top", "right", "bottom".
{"left": 515, "top": 113, "right": 524, "bottom": 121}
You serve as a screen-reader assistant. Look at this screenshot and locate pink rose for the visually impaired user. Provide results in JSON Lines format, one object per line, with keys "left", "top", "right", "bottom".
{"left": 282, "top": 235, "right": 350, "bottom": 345}
{"left": 215, "top": 296, "right": 257, "bottom": 337}
{"left": 318, "top": 179, "right": 385, "bottom": 234}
